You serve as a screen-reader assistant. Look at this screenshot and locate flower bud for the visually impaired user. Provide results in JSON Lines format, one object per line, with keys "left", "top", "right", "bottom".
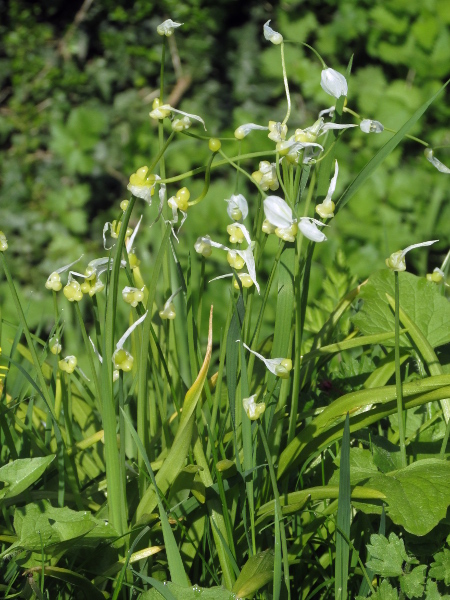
{"left": 122, "top": 286, "right": 144, "bottom": 308}
{"left": 243, "top": 394, "right": 266, "bottom": 420}
{"left": 426, "top": 268, "right": 445, "bottom": 283}
{"left": 233, "top": 273, "right": 253, "bottom": 289}
{"left": 45, "top": 272, "right": 62, "bottom": 292}
{"left": 195, "top": 236, "right": 213, "bottom": 258}
{"left": 224, "top": 193, "right": 248, "bottom": 221}
{"left": 49, "top": 337, "right": 62, "bottom": 355}
{"left": 159, "top": 302, "right": 176, "bottom": 320}
{"left": 209, "top": 138, "right": 221, "bottom": 152}
{"left": 172, "top": 116, "right": 191, "bottom": 131}
{"left": 157, "top": 19, "right": 183, "bottom": 37}
{"left": 227, "top": 250, "right": 245, "bottom": 270}
{"left": 274, "top": 358, "right": 292, "bottom": 379}
{"left": 263, "top": 21, "right": 283, "bottom": 45}
{"left": 360, "top": 119, "right": 384, "bottom": 134}
{"left": 320, "top": 68, "right": 348, "bottom": 99}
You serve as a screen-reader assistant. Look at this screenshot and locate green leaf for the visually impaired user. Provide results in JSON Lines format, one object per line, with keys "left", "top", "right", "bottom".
{"left": 429, "top": 548, "right": 450, "bottom": 585}
{"left": 335, "top": 413, "right": 351, "bottom": 600}
{"left": 330, "top": 448, "right": 379, "bottom": 486}
{"left": 425, "top": 579, "right": 450, "bottom": 600}
{"left": 352, "top": 271, "right": 450, "bottom": 349}
{"left": 366, "top": 533, "right": 412, "bottom": 577}
{"left": 370, "top": 579, "right": 399, "bottom": 600}
{"left": 401, "top": 565, "right": 426, "bottom": 599}
{"left": 0, "top": 455, "right": 55, "bottom": 501}
{"left": 232, "top": 549, "right": 274, "bottom": 598}
{"left": 362, "top": 459, "right": 450, "bottom": 535}
{"left": 24, "top": 566, "right": 105, "bottom": 600}
{"left": 139, "top": 582, "right": 235, "bottom": 599}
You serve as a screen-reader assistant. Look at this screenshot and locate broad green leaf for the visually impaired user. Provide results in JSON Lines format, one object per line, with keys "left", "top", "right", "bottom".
{"left": 429, "top": 549, "right": 450, "bottom": 585}
{"left": 330, "top": 448, "right": 379, "bottom": 486}
{"left": 140, "top": 582, "right": 235, "bottom": 599}
{"left": 361, "top": 459, "right": 450, "bottom": 535}
{"left": 426, "top": 580, "right": 450, "bottom": 600}
{"left": 136, "top": 308, "right": 214, "bottom": 522}
{"left": 3, "top": 500, "right": 117, "bottom": 557}
{"left": 232, "top": 549, "right": 274, "bottom": 598}
{"left": 352, "top": 271, "right": 450, "bottom": 349}
{"left": 366, "top": 533, "right": 412, "bottom": 577}
{"left": 401, "top": 565, "right": 427, "bottom": 599}
{"left": 370, "top": 579, "right": 399, "bottom": 600}
{"left": 0, "top": 455, "right": 55, "bottom": 501}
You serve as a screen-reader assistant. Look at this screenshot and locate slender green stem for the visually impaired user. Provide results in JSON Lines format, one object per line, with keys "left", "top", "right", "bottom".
{"left": 394, "top": 271, "right": 407, "bottom": 467}
{"left": 280, "top": 42, "right": 291, "bottom": 127}
{"left": 74, "top": 302, "right": 102, "bottom": 410}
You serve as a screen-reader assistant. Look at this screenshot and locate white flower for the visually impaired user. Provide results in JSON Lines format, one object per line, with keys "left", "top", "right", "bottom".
{"left": 263, "top": 21, "right": 283, "bottom": 45}
{"left": 320, "top": 68, "right": 348, "bottom": 99}
{"left": 386, "top": 240, "right": 439, "bottom": 272}
{"left": 360, "top": 119, "right": 384, "bottom": 134}
{"left": 172, "top": 116, "right": 191, "bottom": 131}
{"left": 225, "top": 194, "right": 248, "bottom": 221}
{"left": 159, "top": 287, "right": 182, "bottom": 320}
{"left": 195, "top": 235, "right": 212, "bottom": 257}
{"left": 316, "top": 160, "right": 338, "bottom": 219}
{"left": 156, "top": 19, "right": 183, "bottom": 37}
{"left": 263, "top": 196, "right": 328, "bottom": 243}
{"left": 243, "top": 394, "right": 266, "bottom": 420}
{"left": 295, "top": 117, "right": 356, "bottom": 144}
{"left": 268, "top": 121, "right": 287, "bottom": 142}
{"left": 239, "top": 341, "right": 292, "bottom": 379}
{"left": 149, "top": 105, "right": 207, "bottom": 130}
{"left": 234, "top": 123, "right": 269, "bottom": 140}
{"left": 424, "top": 148, "right": 450, "bottom": 174}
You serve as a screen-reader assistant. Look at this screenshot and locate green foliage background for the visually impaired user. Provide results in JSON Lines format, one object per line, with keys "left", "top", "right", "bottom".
{"left": 1, "top": 0, "right": 449, "bottom": 325}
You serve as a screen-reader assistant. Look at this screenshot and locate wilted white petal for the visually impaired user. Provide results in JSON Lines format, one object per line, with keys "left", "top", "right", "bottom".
{"left": 425, "top": 148, "right": 450, "bottom": 174}
{"left": 157, "top": 105, "right": 206, "bottom": 130}
{"left": 325, "top": 160, "right": 338, "bottom": 204}
{"left": 319, "top": 106, "right": 336, "bottom": 118}
{"left": 51, "top": 255, "right": 84, "bottom": 276}
{"left": 298, "top": 218, "right": 327, "bottom": 242}
{"left": 236, "top": 245, "right": 259, "bottom": 294}
{"left": 240, "top": 341, "right": 284, "bottom": 375}
{"left": 126, "top": 215, "right": 143, "bottom": 253}
{"left": 232, "top": 223, "right": 252, "bottom": 246}
{"left": 400, "top": 240, "right": 439, "bottom": 260}
{"left": 386, "top": 240, "right": 438, "bottom": 271}
{"left": 263, "top": 196, "right": 294, "bottom": 229}
{"left": 320, "top": 68, "right": 348, "bottom": 99}
{"left": 156, "top": 19, "right": 183, "bottom": 37}
{"left": 263, "top": 20, "right": 283, "bottom": 45}
{"left": 225, "top": 194, "right": 249, "bottom": 220}
{"left": 89, "top": 337, "right": 103, "bottom": 363}
{"left": 116, "top": 311, "right": 148, "bottom": 350}
{"left": 360, "top": 119, "right": 384, "bottom": 134}
{"left": 320, "top": 123, "right": 357, "bottom": 135}
{"left": 234, "top": 123, "right": 269, "bottom": 140}
{"left": 209, "top": 273, "right": 233, "bottom": 283}
{"left": 243, "top": 394, "right": 266, "bottom": 420}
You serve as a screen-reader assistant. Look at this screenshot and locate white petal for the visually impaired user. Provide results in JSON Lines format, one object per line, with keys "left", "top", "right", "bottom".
{"left": 236, "top": 246, "right": 260, "bottom": 294}
{"left": 89, "top": 337, "right": 103, "bottom": 363}
{"left": 232, "top": 223, "right": 252, "bottom": 246}
{"left": 360, "top": 119, "right": 384, "bottom": 134}
{"left": 425, "top": 148, "right": 450, "bottom": 174}
{"left": 263, "top": 196, "right": 293, "bottom": 229}
{"left": 54, "top": 255, "right": 84, "bottom": 275}
{"left": 225, "top": 194, "right": 249, "bottom": 219}
{"left": 320, "top": 68, "right": 348, "bottom": 99}
{"left": 163, "top": 287, "right": 182, "bottom": 311}
{"left": 116, "top": 311, "right": 148, "bottom": 350}
{"left": 126, "top": 215, "right": 143, "bottom": 253}
{"left": 298, "top": 218, "right": 327, "bottom": 242}
{"left": 209, "top": 273, "right": 233, "bottom": 283}
{"left": 319, "top": 123, "right": 357, "bottom": 135}
{"left": 241, "top": 342, "right": 283, "bottom": 375}
{"left": 158, "top": 105, "right": 206, "bottom": 130}
{"left": 400, "top": 240, "right": 439, "bottom": 260}
{"left": 156, "top": 19, "right": 183, "bottom": 37}
{"left": 263, "top": 20, "right": 283, "bottom": 45}
{"left": 324, "top": 160, "right": 338, "bottom": 204}
{"left": 319, "top": 106, "right": 336, "bottom": 118}
{"left": 127, "top": 183, "right": 154, "bottom": 204}
{"left": 234, "top": 123, "right": 269, "bottom": 139}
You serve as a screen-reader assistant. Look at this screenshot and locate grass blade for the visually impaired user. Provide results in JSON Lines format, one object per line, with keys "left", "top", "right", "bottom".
{"left": 335, "top": 413, "right": 351, "bottom": 600}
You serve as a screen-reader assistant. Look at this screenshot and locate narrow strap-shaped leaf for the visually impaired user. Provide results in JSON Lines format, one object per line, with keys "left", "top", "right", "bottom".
{"left": 335, "top": 78, "right": 450, "bottom": 215}
{"left": 335, "top": 413, "right": 351, "bottom": 600}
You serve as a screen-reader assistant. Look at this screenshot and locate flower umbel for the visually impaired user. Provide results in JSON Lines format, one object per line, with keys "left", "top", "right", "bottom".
{"left": 386, "top": 240, "right": 439, "bottom": 272}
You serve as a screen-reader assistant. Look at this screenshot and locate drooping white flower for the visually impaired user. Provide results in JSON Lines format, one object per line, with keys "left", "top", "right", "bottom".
{"left": 45, "top": 256, "right": 83, "bottom": 291}
{"left": 263, "top": 20, "right": 283, "bottom": 45}
{"left": 252, "top": 161, "right": 279, "bottom": 192}
{"left": 156, "top": 19, "right": 183, "bottom": 37}
{"left": 112, "top": 311, "right": 148, "bottom": 372}
{"left": 268, "top": 121, "right": 287, "bottom": 142}
{"left": 149, "top": 105, "right": 207, "bottom": 130}
{"left": 194, "top": 235, "right": 212, "bottom": 257}
{"left": 239, "top": 341, "right": 292, "bottom": 379}
{"left": 386, "top": 240, "right": 439, "bottom": 272}
{"left": 159, "top": 287, "right": 182, "bottom": 320}
{"left": 263, "top": 196, "right": 328, "bottom": 243}
{"left": 320, "top": 68, "right": 348, "bottom": 99}
{"left": 234, "top": 123, "right": 269, "bottom": 140}
{"left": 225, "top": 193, "right": 248, "bottom": 221}
{"left": 243, "top": 394, "right": 266, "bottom": 420}
{"left": 127, "top": 167, "right": 159, "bottom": 204}
{"left": 360, "top": 119, "right": 384, "bottom": 134}
{"left": 316, "top": 160, "right": 338, "bottom": 219}
{"left": 424, "top": 148, "right": 450, "bottom": 174}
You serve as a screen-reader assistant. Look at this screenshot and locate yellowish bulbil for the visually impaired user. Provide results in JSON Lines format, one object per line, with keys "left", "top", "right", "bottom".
{"left": 315, "top": 199, "right": 335, "bottom": 219}
{"left": 45, "top": 272, "right": 62, "bottom": 292}
{"left": 111, "top": 220, "right": 133, "bottom": 239}
{"left": 252, "top": 161, "right": 279, "bottom": 192}
{"left": 172, "top": 116, "right": 191, "bottom": 131}
{"left": 159, "top": 302, "right": 176, "bottom": 320}
{"left": 129, "top": 166, "right": 156, "bottom": 188}
{"left": 59, "top": 355, "right": 77, "bottom": 374}
{"left": 227, "top": 224, "right": 245, "bottom": 244}
{"left": 209, "top": 138, "right": 221, "bottom": 152}
{"left": 0, "top": 231, "right": 8, "bottom": 252}
{"left": 122, "top": 288, "right": 144, "bottom": 307}
{"left": 262, "top": 219, "right": 277, "bottom": 235}
{"left": 63, "top": 280, "right": 83, "bottom": 302}
{"left": 275, "top": 222, "right": 298, "bottom": 243}
{"left": 227, "top": 251, "right": 245, "bottom": 270}
{"left": 81, "top": 278, "right": 105, "bottom": 297}
{"left": 150, "top": 98, "right": 172, "bottom": 120}
{"left": 175, "top": 187, "right": 190, "bottom": 211}
{"left": 194, "top": 236, "right": 212, "bottom": 258}
{"left": 112, "top": 348, "right": 134, "bottom": 372}
{"left": 49, "top": 337, "right": 62, "bottom": 355}
{"left": 426, "top": 268, "right": 444, "bottom": 283}
{"left": 120, "top": 200, "right": 129, "bottom": 212}
{"left": 275, "top": 358, "right": 293, "bottom": 379}
{"left": 233, "top": 273, "right": 253, "bottom": 290}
